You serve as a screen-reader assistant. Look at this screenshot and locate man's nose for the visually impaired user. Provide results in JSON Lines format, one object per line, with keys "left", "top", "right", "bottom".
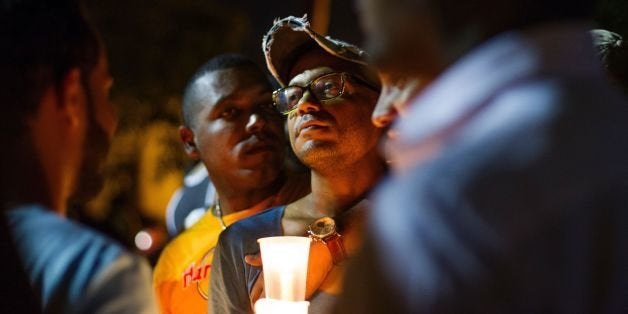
{"left": 246, "top": 112, "right": 267, "bottom": 133}
{"left": 295, "top": 91, "right": 322, "bottom": 115}
{"left": 371, "top": 103, "right": 398, "bottom": 128}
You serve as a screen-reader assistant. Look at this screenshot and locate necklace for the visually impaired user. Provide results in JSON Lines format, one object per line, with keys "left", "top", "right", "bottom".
{"left": 210, "top": 193, "right": 227, "bottom": 230}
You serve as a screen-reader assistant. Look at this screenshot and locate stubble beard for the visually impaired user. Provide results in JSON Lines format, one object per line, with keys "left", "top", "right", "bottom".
{"left": 67, "top": 115, "right": 111, "bottom": 206}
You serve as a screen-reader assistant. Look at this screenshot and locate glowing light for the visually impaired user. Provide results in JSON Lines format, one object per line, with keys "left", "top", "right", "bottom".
{"left": 135, "top": 230, "right": 153, "bottom": 251}
{"left": 257, "top": 236, "right": 311, "bottom": 301}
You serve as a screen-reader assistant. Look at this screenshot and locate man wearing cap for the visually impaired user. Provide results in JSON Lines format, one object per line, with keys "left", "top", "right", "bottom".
{"left": 153, "top": 53, "right": 309, "bottom": 314}
{"left": 336, "top": 0, "right": 628, "bottom": 312}
{"left": 210, "top": 16, "right": 385, "bottom": 314}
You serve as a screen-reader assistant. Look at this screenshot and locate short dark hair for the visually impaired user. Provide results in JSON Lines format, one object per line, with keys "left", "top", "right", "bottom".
{"left": 592, "top": 29, "right": 628, "bottom": 89}
{"left": 181, "top": 53, "right": 265, "bottom": 127}
{"left": 0, "top": 0, "right": 100, "bottom": 133}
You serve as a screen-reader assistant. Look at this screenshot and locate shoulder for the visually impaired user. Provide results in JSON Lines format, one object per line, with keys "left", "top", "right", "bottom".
{"left": 221, "top": 206, "right": 284, "bottom": 239}
{"left": 162, "top": 211, "right": 220, "bottom": 255}
{"left": 154, "top": 211, "right": 220, "bottom": 279}
{"left": 6, "top": 206, "right": 145, "bottom": 311}
{"left": 7, "top": 206, "right": 124, "bottom": 263}
{"left": 217, "top": 206, "right": 285, "bottom": 255}
{"left": 78, "top": 253, "right": 157, "bottom": 313}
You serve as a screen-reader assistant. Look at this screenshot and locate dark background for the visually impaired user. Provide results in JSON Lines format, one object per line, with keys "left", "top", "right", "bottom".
{"left": 78, "top": 0, "right": 364, "bottom": 262}
{"left": 85, "top": 0, "right": 362, "bottom": 111}
{"left": 77, "top": 0, "right": 628, "bottom": 262}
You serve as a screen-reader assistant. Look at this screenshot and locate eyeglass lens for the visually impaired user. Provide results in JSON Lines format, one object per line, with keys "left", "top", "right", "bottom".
{"left": 275, "top": 73, "right": 345, "bottom": 114}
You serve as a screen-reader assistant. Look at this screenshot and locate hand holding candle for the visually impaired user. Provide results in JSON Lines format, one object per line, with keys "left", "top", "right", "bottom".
{"left": 246, "top": 241, "right": 333, "bottom": 307}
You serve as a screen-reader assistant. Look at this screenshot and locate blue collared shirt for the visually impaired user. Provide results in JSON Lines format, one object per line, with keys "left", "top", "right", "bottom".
{"left": 6, "top": 205, "right": 157, "bottom": 313}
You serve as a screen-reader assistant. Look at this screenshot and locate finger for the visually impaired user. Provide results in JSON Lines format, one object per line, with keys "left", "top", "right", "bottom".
{"left": 245, "top": 253, "right": 262, "bottom": 267}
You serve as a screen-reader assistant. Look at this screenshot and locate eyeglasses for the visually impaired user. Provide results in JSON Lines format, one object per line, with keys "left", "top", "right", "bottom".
{"left": 272, "top": 72, "right": 378, "bottom": 115}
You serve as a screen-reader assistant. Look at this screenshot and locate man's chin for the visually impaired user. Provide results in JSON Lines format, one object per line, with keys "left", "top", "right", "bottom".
{"left": 69, "top": 151, "right": 108, "bottom": 206}
{"left": 240, "top": 150, "right": 283, "bottom": 167}
{"left": 68, "top": 173, "right": 105, "bottom": 205}
{"left": 237, "top": 165, "right": 283, "bottom": 185}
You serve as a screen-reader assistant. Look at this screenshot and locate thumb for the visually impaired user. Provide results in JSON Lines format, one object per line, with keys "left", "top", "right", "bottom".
{"left": 245, "top": 253, "right": 263, "bottom": 267}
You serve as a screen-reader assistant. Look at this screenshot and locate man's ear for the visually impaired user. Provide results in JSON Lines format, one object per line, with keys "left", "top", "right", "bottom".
{"left": 60, "top": 68, "right": 84, "bottom": 127}
{"left": 179, "top": 126, "right": 200, "bottom": 159}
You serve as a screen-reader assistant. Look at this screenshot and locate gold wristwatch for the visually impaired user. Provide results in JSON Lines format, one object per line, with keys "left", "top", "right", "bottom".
{"left": 307, "top": 217, "right": 347, "bottom": 264}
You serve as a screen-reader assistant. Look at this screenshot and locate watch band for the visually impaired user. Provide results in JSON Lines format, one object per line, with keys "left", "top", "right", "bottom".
{"left": 308, "top": 217, "right": 348, "bottom": 265}
{"left": 323, "top": 232, "right": 347, "bottom": 265}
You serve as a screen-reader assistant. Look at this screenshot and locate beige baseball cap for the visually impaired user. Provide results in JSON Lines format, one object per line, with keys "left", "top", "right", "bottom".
{"left": 262, "top": 15, "right": 380, "bottom": 88}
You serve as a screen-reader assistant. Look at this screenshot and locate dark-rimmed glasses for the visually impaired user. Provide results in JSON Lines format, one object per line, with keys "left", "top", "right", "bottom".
{"left": 272, "top": 72, "right": 378, "bottom": 115}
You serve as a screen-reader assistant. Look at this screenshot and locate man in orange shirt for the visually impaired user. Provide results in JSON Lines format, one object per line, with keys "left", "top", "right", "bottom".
{"left": 152, "top": 54, "right": 308, "bottom": 313}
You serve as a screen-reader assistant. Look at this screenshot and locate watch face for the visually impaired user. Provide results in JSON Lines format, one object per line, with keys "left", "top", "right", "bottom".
{"left": 310, "top": 217, "right": 336, "bottom": 238}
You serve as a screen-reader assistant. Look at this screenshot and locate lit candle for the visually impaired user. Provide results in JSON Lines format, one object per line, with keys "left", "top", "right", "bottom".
{"left": 254, "top": 298, "right": 309, "bottom": 314}
{"left": 257, "top": 236, "right": 311, "bottom": 301}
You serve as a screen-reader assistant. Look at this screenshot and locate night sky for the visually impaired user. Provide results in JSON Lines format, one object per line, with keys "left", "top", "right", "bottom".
{"left": 84, "top": 0, "right": 363, "bottom": 117}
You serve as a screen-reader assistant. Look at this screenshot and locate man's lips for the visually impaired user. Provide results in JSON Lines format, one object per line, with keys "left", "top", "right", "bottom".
{"left": 241, "top": 136, "right": 280, "bottom": 155}
{"left": 296, "top": 119, "right": 329, "bottom": 135}
{"left": 244, "top": 143, "right": 275, "bottom": 154}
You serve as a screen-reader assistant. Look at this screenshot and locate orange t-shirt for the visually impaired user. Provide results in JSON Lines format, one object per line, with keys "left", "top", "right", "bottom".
{"left": 153, "top": 207, "right": 263, "bottom": 313}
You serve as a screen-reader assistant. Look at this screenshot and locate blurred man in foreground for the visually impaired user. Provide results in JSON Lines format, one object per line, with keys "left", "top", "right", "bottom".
{"left": 0, "top": 0, "right": 156, "bottom": 312}
{"left": 339, "top": 0, "right": 628, "bottom": 312}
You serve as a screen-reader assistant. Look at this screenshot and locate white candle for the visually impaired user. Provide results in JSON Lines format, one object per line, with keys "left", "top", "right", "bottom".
{"left": 254, "top": 298, "right": 309, "bottom": 314}
{"left": 257, "top": 236, "right": 311, "bottom": 301}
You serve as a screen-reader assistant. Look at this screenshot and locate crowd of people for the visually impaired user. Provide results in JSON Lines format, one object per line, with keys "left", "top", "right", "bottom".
{"left": 2, "top": 0, "right": 627, "bottom": 313}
